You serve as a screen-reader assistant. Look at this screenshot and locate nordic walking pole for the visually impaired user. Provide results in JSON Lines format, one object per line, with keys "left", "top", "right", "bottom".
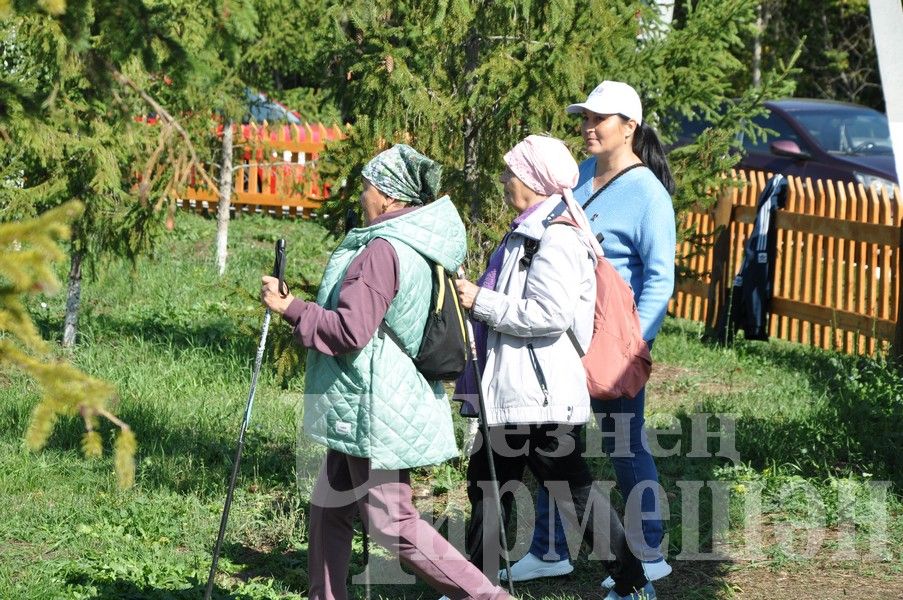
{"left": 458, "top": 269, "right": 515, "bottom": 596}
{"left": 204, "top": 239, "right": 286, "bottom": 600}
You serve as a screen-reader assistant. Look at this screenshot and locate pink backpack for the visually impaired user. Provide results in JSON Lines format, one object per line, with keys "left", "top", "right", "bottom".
{"left": 553, "top": 192, "right": 652, "bottom": 400}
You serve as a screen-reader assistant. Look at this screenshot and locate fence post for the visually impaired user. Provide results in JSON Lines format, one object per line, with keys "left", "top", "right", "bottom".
{"left": 894, "top": 219, "right": 903, "bottom": 359}
{"left": 704, "top": 183, "right": 736, "bottom": 340}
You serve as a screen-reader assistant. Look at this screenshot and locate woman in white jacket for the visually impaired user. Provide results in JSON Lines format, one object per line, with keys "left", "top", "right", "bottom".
{"left": 454, "top": 135, "right": 655, "bottom": 600}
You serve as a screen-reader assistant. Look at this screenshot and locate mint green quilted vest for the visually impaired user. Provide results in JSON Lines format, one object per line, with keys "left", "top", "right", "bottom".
{"left": 302, "top": 196, "right": 467, "bottom": 470}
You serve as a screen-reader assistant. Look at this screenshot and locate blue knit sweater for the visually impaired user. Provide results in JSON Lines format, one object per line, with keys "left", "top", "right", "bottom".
{"left": 574, "top": 159, "right": 676, "bottom": 341}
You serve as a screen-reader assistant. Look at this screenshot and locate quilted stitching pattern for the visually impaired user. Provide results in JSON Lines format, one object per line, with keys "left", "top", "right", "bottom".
{"left": 303, "top": 197, "right": 465, "bottom": 469}
{"left": 344, "top": 196, "right": 465, "bottom": 272}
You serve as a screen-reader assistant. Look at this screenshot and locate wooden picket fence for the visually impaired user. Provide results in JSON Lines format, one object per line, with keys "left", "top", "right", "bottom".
{"left": 178, "top": 133, "right": 902, "bottom": 357}
{"left": 670, "top": 170, "right": 903, "bottom": 357}
{"left": 177, "top": 122, "right": 344, "bottom": 218}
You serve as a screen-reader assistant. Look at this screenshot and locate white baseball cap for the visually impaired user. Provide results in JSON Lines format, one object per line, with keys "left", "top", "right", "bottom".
{"left": 566, "top": 80, "right": 643, "bottom": 124}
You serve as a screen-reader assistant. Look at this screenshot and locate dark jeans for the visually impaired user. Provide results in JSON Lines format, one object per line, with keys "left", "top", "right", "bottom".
{"left": 465, "top": 423, "right": 647, "bottom": 596}
{"left": 529, "top": 386, "right": 666, "bottom": 563}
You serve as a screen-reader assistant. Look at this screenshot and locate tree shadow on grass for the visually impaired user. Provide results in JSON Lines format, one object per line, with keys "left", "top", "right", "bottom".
{"left": 705, "top": 338, "right": 902, "bottom": 489}
{"left": 32, "top": 305, "right": 269, "bottom": 363}
{"left": 3, "top": 313, "right": 309, "bottom": 495}
{"left": 0, "top": 396, "right": 307, "bottom": 496}
{"left": 61, "top": 544, "right": 309, "bottom": 599}
{"left": 61, "top": 579, "right": 272, "bottom": 600}
{"left": 86, "top": 313, "right": 262, "bottom": 360}
{"left": 224, "top": 542, "right": 309, "bottom": 592}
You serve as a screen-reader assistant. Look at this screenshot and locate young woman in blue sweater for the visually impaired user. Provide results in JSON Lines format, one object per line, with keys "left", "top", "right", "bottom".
{"left": 504, "top": 81, "right": 676, "bottom": 599}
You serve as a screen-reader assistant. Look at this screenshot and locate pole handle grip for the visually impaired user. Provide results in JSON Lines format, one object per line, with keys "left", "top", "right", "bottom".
{"left": 344, "top": 207, "right": 359, "bottom": 234}
{"left": 273, "top": 239, "right": 287, "bottom": 296}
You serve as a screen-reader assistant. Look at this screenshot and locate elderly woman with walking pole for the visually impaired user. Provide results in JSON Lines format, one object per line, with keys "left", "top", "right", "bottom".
{"left": 452, "top": 135, "right": 656, "bottom": 600}
{"left": 261, "top": 144, "right": 513, "bottom": 600}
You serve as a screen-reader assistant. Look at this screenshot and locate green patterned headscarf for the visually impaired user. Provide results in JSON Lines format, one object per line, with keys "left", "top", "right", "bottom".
{"left": 361, "top": 144, "right": 443, "bottom": 205}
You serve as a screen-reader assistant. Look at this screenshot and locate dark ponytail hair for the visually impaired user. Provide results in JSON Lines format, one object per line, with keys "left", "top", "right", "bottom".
{"left": 631, "top": 121, "right": 675, "bottom": 195}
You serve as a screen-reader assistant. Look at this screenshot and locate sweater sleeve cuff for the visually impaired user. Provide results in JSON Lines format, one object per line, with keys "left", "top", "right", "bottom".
{"left": 282, "top": 298, "right": 308, "bottom": 326}
{"left": 471, "top": 288, "right": 499, "bottom": 326}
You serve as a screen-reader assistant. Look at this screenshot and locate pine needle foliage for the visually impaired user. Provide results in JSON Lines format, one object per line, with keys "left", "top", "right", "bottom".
{"left": 1, "top": 0, "right": 258, "bottom": 267}
{"left": 0, "top": 201, "right": 134, "bottom": 487}
{"left": 0, "top": 0, "right": 258, "bottom": 485}
{"left": 305, "top": 0, "right": 797, "bottom": 265}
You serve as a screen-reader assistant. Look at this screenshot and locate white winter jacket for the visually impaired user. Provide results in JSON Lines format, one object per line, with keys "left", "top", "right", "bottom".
{"left": 472, "top": 196, "right": 596, "bottom": 426}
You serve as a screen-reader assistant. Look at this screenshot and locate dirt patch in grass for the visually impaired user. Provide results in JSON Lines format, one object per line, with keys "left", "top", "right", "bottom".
{"left": 647, "top": 362, "right": 744, "bottom": 412}
{"left": 506, "top": 559, "right": 901, "bottom": 600}
{"left": 717, "top": 561, "right": 903, "bottom": 599}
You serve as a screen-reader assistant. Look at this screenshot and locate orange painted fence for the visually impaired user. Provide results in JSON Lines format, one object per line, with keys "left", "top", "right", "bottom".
{"left": 670, "top": 170, "right": 903, "bottom": 357}
{"left": 177, "top": 122, "right": 344, "bottom": 218}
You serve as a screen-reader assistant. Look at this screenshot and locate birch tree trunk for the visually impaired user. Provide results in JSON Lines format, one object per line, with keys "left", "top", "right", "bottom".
{"left": 752, "top": 3, "right": 764, "bottom": 88}
{"left": 215, "top": 121, "right": 234, "bottom": 276}
{"left": 62, "top": 249, "right": 83, "bottom": 348}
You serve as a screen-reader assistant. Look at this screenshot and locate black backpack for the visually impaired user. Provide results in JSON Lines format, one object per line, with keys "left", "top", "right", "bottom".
{"left": 379, "top": 261, "right": 469, "bottom": 381}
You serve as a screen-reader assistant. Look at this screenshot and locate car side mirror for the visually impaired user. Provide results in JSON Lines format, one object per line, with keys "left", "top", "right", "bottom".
{"left": 770, "top": 139, "right": 810, "bottom": 160}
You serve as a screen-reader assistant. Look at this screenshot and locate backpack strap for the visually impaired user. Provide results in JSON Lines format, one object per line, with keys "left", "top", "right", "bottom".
{"left": 378, "top": 321, "right": 413, "bottom": 357}
{"left": 519, "top": 238, "right": 541, "bottom": 269}
{"left": 565, "top": 328, "right": 585, "bottom": 357}
{"left": 523, "top": 218, "right": 589, "bottom": 359}
{"left": 519, "top": 200, "right": 571, "bottom": 270}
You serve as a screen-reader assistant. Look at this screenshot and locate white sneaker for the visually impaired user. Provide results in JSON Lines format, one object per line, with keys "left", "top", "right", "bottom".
{"left": 601, "top": 559, "right": 672, "bottom": 589}
{"left": 498, "top": 552, "right": 573, "bottom": 582}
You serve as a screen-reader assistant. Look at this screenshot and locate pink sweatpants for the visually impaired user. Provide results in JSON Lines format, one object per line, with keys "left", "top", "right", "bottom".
{"left": 308, "top": 450, "right": 511, "bottom": 600}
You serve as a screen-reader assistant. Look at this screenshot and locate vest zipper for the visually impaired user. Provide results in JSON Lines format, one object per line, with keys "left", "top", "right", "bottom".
{"left": 526, "top": 343, "right": 550, "bottom": 406}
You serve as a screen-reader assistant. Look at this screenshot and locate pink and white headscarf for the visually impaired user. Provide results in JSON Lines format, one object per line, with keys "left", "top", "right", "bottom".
{"left": 503, "top": 135, "right": 579, "bottom": 196}
{"left": 504, "top": 135, "right": 604, "bottom": 258}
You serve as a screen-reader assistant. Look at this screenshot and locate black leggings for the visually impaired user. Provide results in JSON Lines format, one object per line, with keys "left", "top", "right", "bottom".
{"left": 465, "top": 423, "right": 647, "bottom": 596}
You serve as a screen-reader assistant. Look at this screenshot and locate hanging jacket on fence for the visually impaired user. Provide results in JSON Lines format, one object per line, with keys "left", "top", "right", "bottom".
{"left": 729, "top": 174, "right": 789, "bottom": 341}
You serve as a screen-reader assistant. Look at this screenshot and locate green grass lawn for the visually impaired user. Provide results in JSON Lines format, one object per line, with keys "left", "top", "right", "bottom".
{"left": 0, "top": 212, "right": 900, "bottom": 599}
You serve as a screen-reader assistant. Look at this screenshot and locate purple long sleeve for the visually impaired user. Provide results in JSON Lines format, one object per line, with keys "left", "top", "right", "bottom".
{"left": 282, "top": 238, "right": 399, "bottom": 356}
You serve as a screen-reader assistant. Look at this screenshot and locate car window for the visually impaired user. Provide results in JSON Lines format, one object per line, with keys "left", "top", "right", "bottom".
{"left": 741, "top": 111, "right": 806, "bottom": 153}
{"left": 792, "top": 108, "right": 892, "bottom": 155}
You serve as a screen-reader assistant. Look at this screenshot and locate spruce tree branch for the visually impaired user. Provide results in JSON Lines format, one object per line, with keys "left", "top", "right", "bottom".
{"left": 484, "top": 35, "right": 552, "bottom": 47}
{"left": 139, "top": 124, "right": 174, "bottom": 205}
{"left": 79, "top": 405, "right": 95, "bottom": 432}
{"left": 103, "top": 60, "right": 218, "bottom": 192}
{"left": 96, "top": 406, "right": 131, "bottom": 431}
{"left": 212, "top": 161, "right": 315, "bottom": 172}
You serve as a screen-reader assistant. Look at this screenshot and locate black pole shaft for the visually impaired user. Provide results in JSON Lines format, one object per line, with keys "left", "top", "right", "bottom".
{"left": 461, "top": 301, "right": 514, "bottom": 596}
{"left": 204, "top": 310, "right": 272, "bottom": 600}
{"left": 362, "top": 527, "right": 371, "bottom": 600}
{"left": 204, "top": 240, "right": 285, "bottom": 600}
{"left": 203, "top": 410, "right": 252, "bottom": 598}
